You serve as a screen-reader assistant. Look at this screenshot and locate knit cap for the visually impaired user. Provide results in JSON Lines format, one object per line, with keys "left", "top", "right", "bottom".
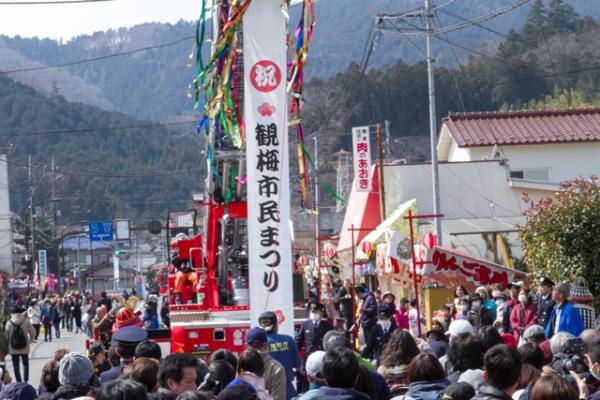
{"left": 59, "top": 352, "right": 94, "bottom": 387}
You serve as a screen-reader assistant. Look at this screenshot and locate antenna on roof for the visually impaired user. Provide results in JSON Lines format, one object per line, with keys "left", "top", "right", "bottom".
{"left": 490, "top": 144, "right": 499, "bottom": 160}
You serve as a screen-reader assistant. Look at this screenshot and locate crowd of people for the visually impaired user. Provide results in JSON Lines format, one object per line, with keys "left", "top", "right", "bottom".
{"left": 0, "top": 277, "right": 598, "bottom": 400}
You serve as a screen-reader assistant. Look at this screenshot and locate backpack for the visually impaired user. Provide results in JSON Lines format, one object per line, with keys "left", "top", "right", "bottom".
{"left": 9, "top": 321, "right": 28, "bottom": 350}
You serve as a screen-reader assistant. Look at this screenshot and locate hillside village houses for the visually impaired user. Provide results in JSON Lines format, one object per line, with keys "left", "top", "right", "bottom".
{"left": 338, "top": 108, "right": 600, "bottom": 264}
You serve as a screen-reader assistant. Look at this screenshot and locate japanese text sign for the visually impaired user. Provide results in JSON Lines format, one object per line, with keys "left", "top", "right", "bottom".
{"left": 243, "top": 0, "right": 294, "bottom": 336}
{"left": 352, "top": 126, "right": 372, "bottom": 192}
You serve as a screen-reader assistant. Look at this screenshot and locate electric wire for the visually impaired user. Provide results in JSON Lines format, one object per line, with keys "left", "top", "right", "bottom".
{"left": 0, "top": 35, "right": 194, "bottom": 75}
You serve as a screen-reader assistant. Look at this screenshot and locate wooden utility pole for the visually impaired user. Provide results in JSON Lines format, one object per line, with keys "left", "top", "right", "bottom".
{"left": 376, "top": 123, "right": 386, "bottom": 220}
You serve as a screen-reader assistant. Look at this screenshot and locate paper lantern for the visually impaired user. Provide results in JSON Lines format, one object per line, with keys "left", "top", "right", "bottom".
{"left": 324, "top": 245, "right": 336, "bottom": 259}
{"left": 422, "top": 232, "right": 437, "bottom": 250}
{"left": 360, "top": 241, "right": 373, "bottom": 256}
{"left": 297, "top": 255, "right": 308, "bottom": 266}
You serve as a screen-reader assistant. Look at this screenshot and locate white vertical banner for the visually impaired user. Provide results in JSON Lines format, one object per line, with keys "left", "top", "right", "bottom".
{"left": 352, "top": 126, "right": 372, "bottom": 191}
{"left": 244, "top": 0, "right": 294, "bottom": 335}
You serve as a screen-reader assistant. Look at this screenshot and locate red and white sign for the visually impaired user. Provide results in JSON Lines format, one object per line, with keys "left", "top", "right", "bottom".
{"left": 250, "top": 60, "right": 282, "bottom": 93}
{"left": 352, "top": 126, "right": 372, "bottom": 192}
{"left": 243, "top": 0, "right": 294, "bottom": 336}
{"left": 422, "top": 246, "right": 526, "bottom": 292}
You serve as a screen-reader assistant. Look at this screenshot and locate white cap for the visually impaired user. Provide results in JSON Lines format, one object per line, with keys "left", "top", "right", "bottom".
{"left": 446, "top": 319, "right": 474, "bottom": 337}
{"left": 305, "top": 350, "right": 326, "bottom": 378}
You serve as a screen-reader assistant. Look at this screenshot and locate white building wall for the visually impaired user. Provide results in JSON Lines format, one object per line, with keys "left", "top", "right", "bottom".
{"left": 0, "top": 155, "right": 13, "bottom": 273}
{"left": 449, "top": 142, "right": 600, "bottom": 184}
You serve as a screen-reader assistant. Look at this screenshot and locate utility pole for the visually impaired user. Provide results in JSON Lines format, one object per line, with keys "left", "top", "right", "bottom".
{"left": 313, "top": 136, "right": 320, "bottom": 267}
{"left": 425, "top": 0, "right": 443, "bottom": 244}
{"left": 376, "top": 123, "right": 387, "bottom": 220}
{"left": 384, "top": 120, "right": 391, "bottom": 161}
{"left": 28, "top": 155, "right": 38, "bottom": 286}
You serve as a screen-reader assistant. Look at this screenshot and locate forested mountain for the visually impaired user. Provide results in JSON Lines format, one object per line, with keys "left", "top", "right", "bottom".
{"left": 1, "top": 0, "right": 599, "bottom": 123}
{"left": 301, "top": 0, "right": 600, "bottom": 142}
{"left": 0, "top": 74, "right": 203, "bottom": 224}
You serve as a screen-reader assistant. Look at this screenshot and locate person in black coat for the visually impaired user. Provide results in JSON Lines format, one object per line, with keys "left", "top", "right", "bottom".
{"left": 536, "top": 277, "right": 555, "bottom": 328}
{"left": 467, "top": 293, "right": 494, "bottom": 331}
{"left": 72, "top": 297, "right": 82, "bottom": 334}
{"left": 334, "top": 279, "right": 354, "bottom": 335}
{"left": 361, "top": 305, "right": 396, "bottom": 364}
{"left": 295, "top": 301, "right": 335, "bottom": 393}
{"left": 295, "top": 301, "right": 335, "bottom": 359}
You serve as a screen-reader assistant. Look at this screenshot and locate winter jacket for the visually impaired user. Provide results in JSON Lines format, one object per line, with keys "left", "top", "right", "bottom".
{"left": 400, "top": 378, "right": 450, "bottom": 400}
{"left": 361, "top": 322, "right": 396, "bottom": 363}
{"left": 261, "top": 353, "right": 286, "bottom": 400}
{"left": 314, "top": 386, "right": 371, "bottom": 400}
{"left": 544, "top": 301, "right": 584, "bottom": 338}
{"left": 378, "top": 364, "right": 410, "bottom": 396}
{"left": 41, "top": 305, "right": 57, "bottom": 325}
{"left": 510, "top": 302, "right": 538, "bottom": 342}
{"left": 27, "top": 305, "right": 41, "bottom": 325}
{"left": 472, "top": 384, "right": 514, "bottom": 400}
{"left": 5, "top": 313, "right": 36, "bottom": 355}
{"left": 394, "top": 307, "right": 410, "bottom": 330}
{"left": 359, "top": 293, "right": 378, "bottom": 328}
{"left": 51, "top": 385, "right": 94, "bottom": 400}
{"left": 467, "top": 307, "right": 494, "bottom": 330}
{"left": 237, "top": 372, "right": 272, "bottom": 400}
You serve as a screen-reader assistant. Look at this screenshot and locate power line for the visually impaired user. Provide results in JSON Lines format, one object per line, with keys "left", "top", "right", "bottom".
{"left": 0, "top": 0, "right": 113, "bottom": 3}
{"left": 4, "top": 119, "right": 198, "bottom": 136}
{"left": 437, "top": 8, "right": 509, "bottom": 38}
{"left": 0, "top": 35, "right": 194, "bottom": 75}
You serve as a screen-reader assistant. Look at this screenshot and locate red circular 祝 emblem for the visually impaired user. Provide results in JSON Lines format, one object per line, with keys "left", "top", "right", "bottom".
{"left": 250, "top": 60, "right": 282, "bottom": 93}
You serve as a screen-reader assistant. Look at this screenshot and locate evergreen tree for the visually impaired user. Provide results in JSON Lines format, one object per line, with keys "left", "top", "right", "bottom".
{"left": 546, "top": 0, "right": 578, "bottom": 33}
{"left": 521, "top": 0, "right": 547, "bottom": 46}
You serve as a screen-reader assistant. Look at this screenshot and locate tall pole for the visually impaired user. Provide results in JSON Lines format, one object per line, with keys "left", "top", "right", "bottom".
{"left": 77, "top": 234, "right": 81, "bottom": 291}
{"left": 90, "top": 238, "right": 94, "bottom": 296}
{"left": 384, "top": 120, "right": 391, "bottom": 161}
{"left": 425, "top": 0, "right": 442, "bottom": 244}
{"left": 29, "top": 155, "right": 38, "bottom": 287}
{"left": 376, "top": 123, "right": 386, "bottom": 220}
{"left": 313, "top": 136, "right": 319, "bottom": 262}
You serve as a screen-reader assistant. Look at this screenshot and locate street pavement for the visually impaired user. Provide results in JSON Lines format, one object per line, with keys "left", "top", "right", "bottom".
{"left": 6, "top": 328, "right": 87, "bottom": 387}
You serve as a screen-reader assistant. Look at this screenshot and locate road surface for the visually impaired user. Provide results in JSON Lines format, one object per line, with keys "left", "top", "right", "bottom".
{"left": 6, "top": 328, "right": 87, "bottom": 387}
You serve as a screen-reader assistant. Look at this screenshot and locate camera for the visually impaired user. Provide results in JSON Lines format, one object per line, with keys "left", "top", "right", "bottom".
{"left": 566, "top": 337, "right": 585, "bottom": 355}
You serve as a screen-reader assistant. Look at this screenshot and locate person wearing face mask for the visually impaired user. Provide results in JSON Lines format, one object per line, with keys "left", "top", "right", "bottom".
{"left": 455, "top": 297, "right": 469, "bottom": 321}
{"left": 466, "top": 293, "right": 494, "bottom": 331}
{"left": 509, "top": 287, "right": 538, "bottom": 344}
{"left": 361, "top": 305, "right": 397, "bottom": 364}
{"left": 295, "top": 301, "right": 334, "bottom": 391}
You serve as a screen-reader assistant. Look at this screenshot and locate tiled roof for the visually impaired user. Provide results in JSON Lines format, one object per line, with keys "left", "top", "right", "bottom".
{"left": 443, "top": 108, "right": 600, "bottom": 147}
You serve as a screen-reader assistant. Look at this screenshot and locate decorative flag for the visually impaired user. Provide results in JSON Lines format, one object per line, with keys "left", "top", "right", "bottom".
{"left": 244, "top": 0, "right": 294, "bottom": 336}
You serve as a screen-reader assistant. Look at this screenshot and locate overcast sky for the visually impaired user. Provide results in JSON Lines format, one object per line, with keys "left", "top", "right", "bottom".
{"left": 0, "top": 0, "right": 199, "bottom": 40}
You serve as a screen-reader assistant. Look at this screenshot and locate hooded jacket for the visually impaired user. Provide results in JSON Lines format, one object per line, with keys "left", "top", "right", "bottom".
{"left": 5, "top": 313, "right": 36, "bottom": 355}
{"left": 403, "top": 378, "right": 450, "bottom": 400}
{"left": 315, "top": 386, "right": 371, "bottom": 400}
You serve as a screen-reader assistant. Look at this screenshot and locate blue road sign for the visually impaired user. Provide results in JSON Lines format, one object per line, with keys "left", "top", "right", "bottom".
{"left": 89, "top": 221, "right": 113, "bottom": 242}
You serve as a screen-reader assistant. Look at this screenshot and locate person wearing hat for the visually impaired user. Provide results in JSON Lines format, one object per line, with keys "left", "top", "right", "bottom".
{"left": 426, "top": 327, "right": 449, "bottom": 358}
{"left": 112, "top": 307, "right": 143, "bottom": 334}
{"left": 52, "top": 352, "right": 97, "bottom": 400}
{"left": 295, "top": 301, "right": 334, "bottom": 361}
{"left": 570, "top": 277, "right": 596, "bottom": 330}
{"left": 100, "top": 326, "right": 148, "bottom": 384}
{"left": 295, "top": 301, "right": 334, "bottom": 394}
{"left": 537, "top": 277, "right": 555, "bottom": 328}
{"left": 244, "top": 327, "right": 286, "bottom": 400}
{"left": 361, "top": 305, "right": 397, "bottom": 364}
{"left": 466, "top": 293, "right": 493, "bottom": 331}
{"left": 88, "top": 344, "right": 109, "bottom": 377}
{"left": 545, "top": 282, "right": 584, "bottom": 339}
{"left": 492, "top": 291, "right": 508, "bottom": 331}
{"left": 356, "top": 285, "right": 378, "bottom": 342}
{"left": 258, "top": 312, "right": 301, "bottom": 400}
{"left": 296, "top": 351, "right": 326, "bottom": 400}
